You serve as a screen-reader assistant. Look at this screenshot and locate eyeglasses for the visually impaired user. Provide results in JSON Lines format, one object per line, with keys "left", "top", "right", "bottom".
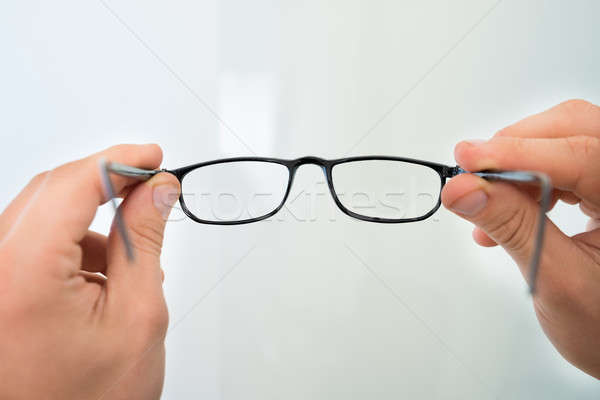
{"left": 100, "top": 156, "right": 551, "bottom": 293}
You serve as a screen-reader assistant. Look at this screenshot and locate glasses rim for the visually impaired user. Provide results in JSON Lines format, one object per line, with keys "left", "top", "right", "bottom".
{"left": 329, "top": 158, "right": 444, "bottom": 223}
{"left": 178, "top": 160, "right": 293, "bottom": 225}
{"left": 172, "top": 155, "right": 449, "bottom": 174}
{"left": 174, "top": 156, "right": 449, "bottom": 225}
{"left": 106, "top": 158, "right": 552, "bottom": 293}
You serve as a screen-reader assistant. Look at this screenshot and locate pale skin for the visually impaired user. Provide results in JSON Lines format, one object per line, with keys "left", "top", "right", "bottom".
{"left": 0, "top": 144, "right": 180, "bottom": 399}
{"left": 0, "top": 101, "right": 599, "bottom": 399}
{"left": 441, "top": 99, "right": 600, "bottom": 379}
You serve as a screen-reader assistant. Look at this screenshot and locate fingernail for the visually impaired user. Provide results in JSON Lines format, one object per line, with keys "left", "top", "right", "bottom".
{"left": 153, "top": 184, "right": 179, "bottom": 218}
{"left": 449, "top": 190, "right": 488, "bottom": 216}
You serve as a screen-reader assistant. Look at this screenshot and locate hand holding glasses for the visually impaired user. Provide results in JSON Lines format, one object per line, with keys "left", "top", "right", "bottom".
{"left": 101, "top": 156, "right": 551, "bottom": 293}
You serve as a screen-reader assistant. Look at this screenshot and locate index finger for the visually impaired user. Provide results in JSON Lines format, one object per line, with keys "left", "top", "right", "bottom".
{"left": 11, "top": 144, "right": 163, "bottom": 247}
{"left": 455, "top": 136, "right": 600, "bottom": 204}
{"left": 494, "top": 99, "right": 600, "bottom": 139}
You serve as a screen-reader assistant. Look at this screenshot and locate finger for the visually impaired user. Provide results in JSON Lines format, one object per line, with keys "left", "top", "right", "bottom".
{"left": 472, "top": 227, "right": 498, "bottom": 247}
{"left": 546, "top": 191, "right": 560, "bottom": 212}
{"left": 472, "top": 189, "right": 565, "bottom": 247}
{"left": 580, "top": 201, "right": 600, "bottom": 219}
{"left": 455, "top": 136, "right": 600, "bottom": 204}
{"left": 105, "top": 172, "right": 180, "bottom": 305}
{"left": 80, "top": 231, "right": 108, "bottom": 273}
{"left": 494, "top": 99, "right": 600, "bottom": 139}
{"left": 78, "top": 270, "right": 107, "bottom": 285}
{"left": 558, "top": 190, "right": 580, "bottom": 205}
{"left": 0, "top": 171, "right": 48, "bottom": 243}
{"left": 7, "top": 144, "right": 162, "bottom": 258}
{"left": 511, "top": 186, "right": 561, "bottom": 208}
{"left": 442, "top": 174, "right": 578, "bottom": 295}
{"left": 586, "top": 219, "right": 600, "bottom": 232}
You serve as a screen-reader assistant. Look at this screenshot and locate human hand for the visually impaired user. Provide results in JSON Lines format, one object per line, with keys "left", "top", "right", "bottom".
{"left": 441, "top": 99, "right": 600, "bottom": 378}
{"left": 0, "top": 144, "right": 180, "bottom": 399}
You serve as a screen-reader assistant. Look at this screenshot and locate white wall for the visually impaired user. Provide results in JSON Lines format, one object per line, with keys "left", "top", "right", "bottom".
{"left": 1, "top": 0, "right": 599, "bottom": 398}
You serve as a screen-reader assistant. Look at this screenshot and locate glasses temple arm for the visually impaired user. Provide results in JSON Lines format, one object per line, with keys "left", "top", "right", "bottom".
{"left": 98, "top": 161, "right": 164, "bottom": 262}
{"left": 106, "top": 162, "right": 162, "bottom": 180}
{"left": 452, "top": 167, "right": 552, "bottom": 295}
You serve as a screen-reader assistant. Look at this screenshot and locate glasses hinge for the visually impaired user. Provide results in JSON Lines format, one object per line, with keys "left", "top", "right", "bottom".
{"left": 443, "top": 165, "right": 462, "bottom": 178}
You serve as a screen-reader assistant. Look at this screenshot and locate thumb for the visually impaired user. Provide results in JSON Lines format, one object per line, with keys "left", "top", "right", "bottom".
{"left": 441, "top": 173, "right": 575, "bottom": 293}
{"left": 106, "top": 172, "right": 180, "bottom": 303}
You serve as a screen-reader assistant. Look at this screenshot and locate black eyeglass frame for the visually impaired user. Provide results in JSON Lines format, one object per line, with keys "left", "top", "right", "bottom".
{"left": 103, "top": 156, "right": 551, "bottom": 293}
{"left": 168, "top": 156, "right": 451, "bottom": 226}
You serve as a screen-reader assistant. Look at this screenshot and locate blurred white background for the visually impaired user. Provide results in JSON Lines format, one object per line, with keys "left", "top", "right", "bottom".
{"left": 1, "top": 0, "right": 599, "bottom": 398}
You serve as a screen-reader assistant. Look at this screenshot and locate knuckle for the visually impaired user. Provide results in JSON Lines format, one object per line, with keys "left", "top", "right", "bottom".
{"left": 53, "top": 158, "right": 88, "bottom": 180}
{"left": 564, "top": 136, "right": 600, "bottom": 194}
{"left": 30, "top": 171, "right": 49, "bottom": 185}
{"left": 560, "top": 98, "right": 596, "bottom": 114}
{"left": 558, "top": 99, "right": 600, "bottom": 130}
{"left": 493, "top": 123, "right": 521, "bottom": 138}
{"left": 493, "top": 126, "right": 512, "bottom": 138}
{"left": 513, "top": 136, "right": 528, "bottom": 154}
{"left": 565, "top": 135, "right": 600, "bottom": 158}
{"left": 51, "top": 162, "right": 72, "bottom": 178}
{"left": 505, "top": 207, "right": 533, "bottom": 254}
{"left": 128, "top": 218, "right": 164, "bottom": 257}
{"left": 540, "top": 99, "right": 600, "bottom": 139}
{"left": 484, "top": 205, "right": 533, "bottom": 255}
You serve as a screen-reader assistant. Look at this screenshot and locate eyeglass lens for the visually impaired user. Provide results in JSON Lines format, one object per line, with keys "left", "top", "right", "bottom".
{"left": 180, "top": 160, "right": 442, "bottom": 223}
{"left": 331, "top": 160, "right": 441, "bottom": 220}
{"left": 181, "top": 161, "right": 289, "bottom": 222}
